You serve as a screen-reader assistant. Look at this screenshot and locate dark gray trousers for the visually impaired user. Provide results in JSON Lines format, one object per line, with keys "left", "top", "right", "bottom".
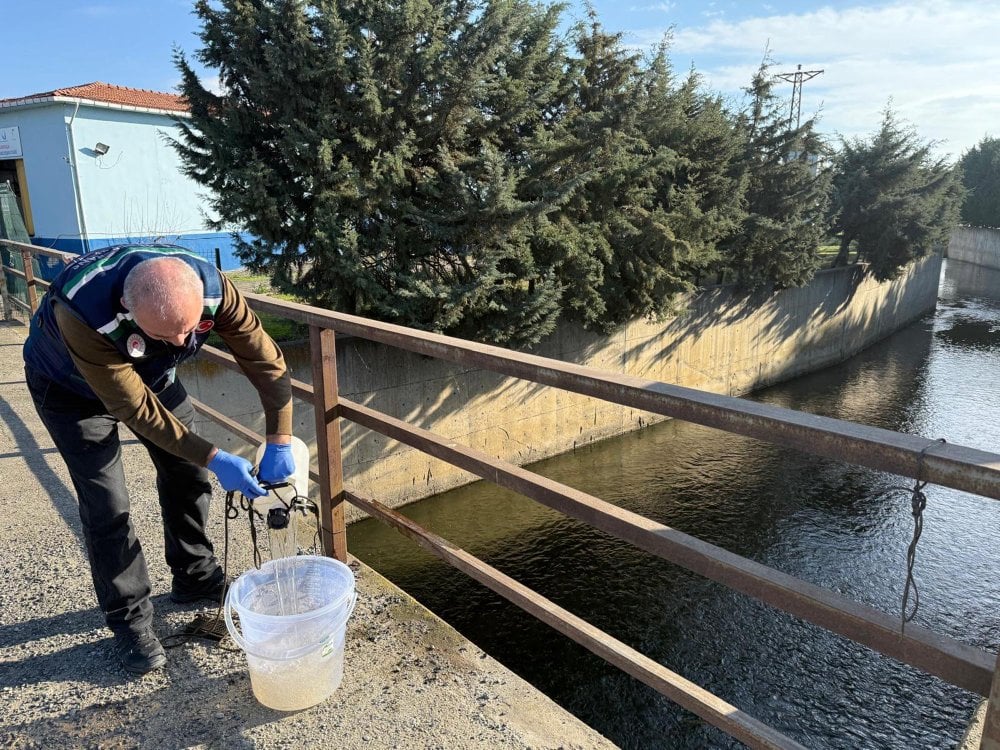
{"left": 26, "top": 367, "right": 220, "bottom": 634}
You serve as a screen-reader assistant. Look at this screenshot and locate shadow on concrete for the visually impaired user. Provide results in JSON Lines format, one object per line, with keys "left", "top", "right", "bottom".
{"left": 0, "top": 607, "right": 106, "bottom": 653}
{"left": 0, "top": 393, "right": 83, "bottom": 547}
{"left": 1, "top": 642, "right": 288, "bottom": 748}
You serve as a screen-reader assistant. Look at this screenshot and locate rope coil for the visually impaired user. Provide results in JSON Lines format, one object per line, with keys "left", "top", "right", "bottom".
{"left": 880, "top": 438, "right": 946, "bottom": 633}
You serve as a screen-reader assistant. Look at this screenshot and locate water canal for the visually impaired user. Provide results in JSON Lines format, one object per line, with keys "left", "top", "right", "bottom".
{"left": 182, "top": 258, "right": 1000, "bottom": 747}
{"left": 344, "top": 258, "right": 1000, "bottom": 749}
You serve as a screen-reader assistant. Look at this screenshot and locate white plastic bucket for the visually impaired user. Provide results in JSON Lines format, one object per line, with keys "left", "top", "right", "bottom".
{"left": 224, "top": 555, "right": 356, "bottom": 711}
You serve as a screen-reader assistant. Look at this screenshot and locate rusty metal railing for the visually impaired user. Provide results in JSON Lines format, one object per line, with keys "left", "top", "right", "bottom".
{"left": 7, "top": 242, "right": 999, "bottom": 749}
{"left": 0, "top": 239, "right": 75, "bottom": 318}
{"left": 198, "top": 293, "right": 1000, "bottom": 749}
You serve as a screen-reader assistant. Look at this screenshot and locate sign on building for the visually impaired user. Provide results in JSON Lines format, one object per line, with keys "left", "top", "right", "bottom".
{"left": 0, "top": 127, "right": 22, "bottom": 159}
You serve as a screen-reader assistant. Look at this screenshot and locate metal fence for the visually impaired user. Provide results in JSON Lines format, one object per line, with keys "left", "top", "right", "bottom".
{"left": 5, "top": 239, "right": 999, "bottom": 749}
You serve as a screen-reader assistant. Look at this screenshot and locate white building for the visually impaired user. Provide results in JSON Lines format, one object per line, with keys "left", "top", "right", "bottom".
{"left": 0, "top": 82, "right": 244, "bottom": 269}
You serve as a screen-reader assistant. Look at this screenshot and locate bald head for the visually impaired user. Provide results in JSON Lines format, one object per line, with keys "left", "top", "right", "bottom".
{"left": 122, "top": 257, "right": 204, "bottom": 346}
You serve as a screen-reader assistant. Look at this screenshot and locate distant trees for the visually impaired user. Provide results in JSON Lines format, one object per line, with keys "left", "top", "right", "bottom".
{"left": 829, "top": 108, "right": 963, "bottom": 280}
{"left": 721, "top": 61, "right": 831, "bottom": 289}
{"left": 540, "top": 21, "right": 745, "bottom": 332}
{"left": 527, "top": 15, "right": 654, "bottom": 333}
{"left": 634, "top": 50, "right": 746, "bottom": 299}
{"left": 958, "top": 136, "right": 1000, "bottom": 227}
{"left": 174, "top": 1, "right": 960, "bottom": 344}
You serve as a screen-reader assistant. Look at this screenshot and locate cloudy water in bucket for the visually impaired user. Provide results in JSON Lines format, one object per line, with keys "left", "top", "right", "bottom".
{"left": 246, "top": 641, "right": 346, "bottom": 712}
{"left": 224, "top": 556, "right": 356, "bottom": 711}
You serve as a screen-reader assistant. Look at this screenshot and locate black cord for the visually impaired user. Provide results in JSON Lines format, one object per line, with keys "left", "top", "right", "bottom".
{"left": 163, "top": 489, "right": 242, "bottom": 650}
{"left": 900, "top": 478, "right": 928, "bottom": 628}
{"left": 164, "top": 482, "right": 322, "bottom": 649}
{"left": 878, "top": 438, "right": 946, "bottom": 633}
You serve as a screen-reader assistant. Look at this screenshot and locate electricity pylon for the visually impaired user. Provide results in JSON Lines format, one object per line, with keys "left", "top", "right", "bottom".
{"left": 775, "top": 64, "right": 823, "bottom": 129}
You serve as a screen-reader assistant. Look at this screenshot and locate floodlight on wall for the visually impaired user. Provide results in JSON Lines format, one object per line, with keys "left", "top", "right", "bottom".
{"left": 94, "top": 142, "right": 110, "bottom": 156}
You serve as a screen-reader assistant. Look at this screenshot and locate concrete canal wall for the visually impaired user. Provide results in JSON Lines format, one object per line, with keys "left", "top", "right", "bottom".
{"left": 190, "top": 254, "right": 942, "bottom": 519}
{"left": 948, "top": 226, "right": 1000, "bottom": 270}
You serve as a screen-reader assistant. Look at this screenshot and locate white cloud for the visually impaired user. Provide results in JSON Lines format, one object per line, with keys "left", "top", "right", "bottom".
{"left": 630, "top": 2, "right": 675, "bottom": 13}
{"left": 626, "top": 0, "right": 1000, "bottom": 159}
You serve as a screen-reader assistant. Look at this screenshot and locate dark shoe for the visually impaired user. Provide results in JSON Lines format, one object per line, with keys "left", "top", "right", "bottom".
{"left": 171, "top": 571, "right": 228, "bottom": 604}
{"left": 114, "top": 627, "right": 166, "bottom": 674}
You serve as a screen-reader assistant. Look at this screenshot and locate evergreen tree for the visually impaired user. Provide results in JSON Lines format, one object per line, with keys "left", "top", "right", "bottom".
{"left": 533, "top": 21, "right": 731, "bottom": 332}
{"left": 637, "top": 50, "right": 746, "bottom": 288}
{"left": 830, "top": 107, "right": 963, "bottom": 280}
{"left": 525, "top": 14, "right": 657, "bottom": 331}
{"left": 174, "top": 0, "right": 574, "bottom": 346}
{"left": 569, "top": 16, "right": 672, "bottom": 330}
{"left": 721, "top": 61, "right": 832, "bottom": 289}
{"left": 958, "top": 136, "right": 1000, "bottom": 227}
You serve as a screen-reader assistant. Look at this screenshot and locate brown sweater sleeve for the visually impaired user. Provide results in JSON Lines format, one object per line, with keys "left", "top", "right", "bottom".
{"left": 54, "top": 302, "right": 216, "bottom": 465}
{"left": 53, "top": 276, "right": 293, "bottom": 466}
{"left": 212, "top": 275, "right": 293, "bottom": 437}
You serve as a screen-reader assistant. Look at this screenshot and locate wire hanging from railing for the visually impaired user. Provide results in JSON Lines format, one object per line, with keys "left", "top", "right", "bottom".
{"left": 877, "top": 437, "right": 947, "bottom": 632}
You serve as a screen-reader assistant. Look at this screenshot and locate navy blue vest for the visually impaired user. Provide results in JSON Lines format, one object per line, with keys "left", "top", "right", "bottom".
{"left": 23, "top": 244, "right": 224, "bottom": 399}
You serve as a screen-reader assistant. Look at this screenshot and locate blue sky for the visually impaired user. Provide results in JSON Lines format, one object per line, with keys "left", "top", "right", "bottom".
{"left": 6, "top": 0, "right": 998, "bottom": 161}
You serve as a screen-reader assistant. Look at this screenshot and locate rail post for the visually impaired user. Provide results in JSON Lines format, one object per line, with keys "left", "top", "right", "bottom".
{"left": 0, "top": 243, "right": 11, "bottom": 320}
{"left": 310, "top": 324, "right": 347, "bottom": 561}
{"left": 983, "top": 651, "right": 1000, "bottom": 749}
{"left": 19, "top": 249, "right": 38, "bottom": 314}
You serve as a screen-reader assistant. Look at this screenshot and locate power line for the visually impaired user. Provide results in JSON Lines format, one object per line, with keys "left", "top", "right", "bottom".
{"left": 775, "top": 64, "right": 824, "bottom": 130}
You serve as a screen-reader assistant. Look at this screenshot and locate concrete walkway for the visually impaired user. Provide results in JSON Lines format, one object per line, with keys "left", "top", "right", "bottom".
{"left": 0, "top": 319, "right": 615, "bottom": 749}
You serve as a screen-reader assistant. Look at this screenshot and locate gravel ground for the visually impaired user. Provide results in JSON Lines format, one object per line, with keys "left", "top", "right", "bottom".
{"left": 0, "top": 319, "right": 615, "bottom": 750}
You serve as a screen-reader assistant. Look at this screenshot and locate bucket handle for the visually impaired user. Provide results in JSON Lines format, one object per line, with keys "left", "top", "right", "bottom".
{"left": 224, "top": 587, "right": 357, "bottom": 661}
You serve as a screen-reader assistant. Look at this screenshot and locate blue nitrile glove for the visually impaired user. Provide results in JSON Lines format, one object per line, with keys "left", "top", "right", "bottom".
{"left": 259, "top": 442, "right": 295, "bottom": 483}
{"left": 208, "top": 450, "right": 266, "bottom": 498}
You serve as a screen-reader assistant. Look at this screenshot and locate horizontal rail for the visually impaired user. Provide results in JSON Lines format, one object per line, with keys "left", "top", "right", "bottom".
{"left": 243, "top": 293, "right": 1000, "bottom": 502}
{"left": 0, "top": 238, "right": 77, "bottom": 261}
{"left": 339, "top": 397, "right": 996, "bottom": 696}
{"left": 5, "top": 295, "right": 30, "bottom": 313}
{"left": 346, "top": 489, "right": 807, "bottom": 750}
{"left": 2, "top": 265, "right": 53, "bottom": 289}
{"left": 196, "top": 342, "right": 996, "bottom": 693}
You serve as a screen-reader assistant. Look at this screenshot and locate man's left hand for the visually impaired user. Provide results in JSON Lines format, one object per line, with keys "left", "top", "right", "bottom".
{"left": 259, "top": 442, "right": 295, "bottom": 482}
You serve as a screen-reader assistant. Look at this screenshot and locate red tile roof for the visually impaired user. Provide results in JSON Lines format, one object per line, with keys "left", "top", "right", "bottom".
{"left": 0, "top": 82, "right": 188, "bottom": 113}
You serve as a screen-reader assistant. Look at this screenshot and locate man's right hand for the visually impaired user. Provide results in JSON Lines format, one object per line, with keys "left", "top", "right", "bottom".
{"left": 208, "top": 449, "right": 266, "bottom": 498}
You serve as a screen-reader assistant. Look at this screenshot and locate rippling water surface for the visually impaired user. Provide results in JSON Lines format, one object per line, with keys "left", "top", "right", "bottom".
{"left": 345, "top": 259, "right": 1000, "bottom": 749}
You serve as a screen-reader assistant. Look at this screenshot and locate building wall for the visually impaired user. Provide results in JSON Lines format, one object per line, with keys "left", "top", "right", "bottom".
{"left": 70, "top": 107, "right": 227, "bottom": 260}
{"left": 947, "top": 226, "right": 1000, "bottom": 270}
{"left": 0, "top": 107, "right": 81, "bottom": 242}
{"left": 185, "top": 254, "right": 942, "bottom": 521}
{"left": 0, "top": 103, "right": 245, "bottom": 269}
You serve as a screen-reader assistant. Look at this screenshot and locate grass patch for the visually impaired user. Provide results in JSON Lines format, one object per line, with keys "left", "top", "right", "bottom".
{"left": 206, "top": 311, "right": 308, "bottom": 347}
{"left": 226, "top": 271, "right": 271, "bottom": 286}
{"left": 256, "top": 311, "right": 310, "bottom": 343}
{"left": 227, "top": 271, "right": 265, "bottom": 282}
{"left": 218, "top": 271, "right": 311, "bottom": 344}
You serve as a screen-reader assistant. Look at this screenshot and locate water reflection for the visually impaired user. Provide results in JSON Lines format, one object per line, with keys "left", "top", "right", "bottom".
{"left": 348, "top": 258, "right": 1000, "bottom": 749}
